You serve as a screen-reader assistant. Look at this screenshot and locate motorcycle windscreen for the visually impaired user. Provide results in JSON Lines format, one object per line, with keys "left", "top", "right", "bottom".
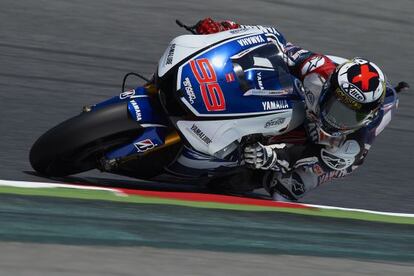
{"left": 232, "top": 43, "right": 293, "bottom": 96}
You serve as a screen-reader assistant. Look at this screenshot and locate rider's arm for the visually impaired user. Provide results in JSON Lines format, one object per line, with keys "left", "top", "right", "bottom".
{"left": 283, "top": 43, "right": 337, "bottom": 97}
{"left": 260, "top": 131, "right": 373, "bottom": 201}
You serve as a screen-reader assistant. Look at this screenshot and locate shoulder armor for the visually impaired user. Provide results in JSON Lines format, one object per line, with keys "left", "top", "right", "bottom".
{"left": 321, "top": 140, "right": 361, "bottom": 170}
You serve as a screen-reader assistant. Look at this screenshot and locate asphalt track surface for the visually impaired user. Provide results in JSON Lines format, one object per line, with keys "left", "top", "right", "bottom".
{"left": 0, "top": 0, "right": 414, "bottom": 275}
{"left": 2, "top": 243, "right": 413, "bottom": 276}
{"left": 0, "top": 193, "right": 413, "bottom": 275}
{"left": 1, "top": 194, "right": 413, "bottom": 259}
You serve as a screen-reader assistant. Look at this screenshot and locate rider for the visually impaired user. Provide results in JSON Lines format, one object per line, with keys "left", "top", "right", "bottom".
{"left": 194, "top": 18, "right": 389, "bottom": 201}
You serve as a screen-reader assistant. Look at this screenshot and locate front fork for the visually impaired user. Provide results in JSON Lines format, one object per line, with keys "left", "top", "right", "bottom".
{"left": 87, "top": 84, "right": 181, "bottom": 170}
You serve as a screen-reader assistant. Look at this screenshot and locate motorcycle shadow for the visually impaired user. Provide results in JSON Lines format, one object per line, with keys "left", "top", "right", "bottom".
{"left": 23, "top": 171, "right": 269, "bottom": 199}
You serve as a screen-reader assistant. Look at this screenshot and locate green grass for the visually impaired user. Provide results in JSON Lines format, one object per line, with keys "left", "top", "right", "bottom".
{"left": 0, "top": 186, "right": 413, "bottom": 225}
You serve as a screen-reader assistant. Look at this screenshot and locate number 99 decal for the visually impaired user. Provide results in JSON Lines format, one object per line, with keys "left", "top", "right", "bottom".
{"left": 190, "top": 58, "right": 226, "bottom": 111}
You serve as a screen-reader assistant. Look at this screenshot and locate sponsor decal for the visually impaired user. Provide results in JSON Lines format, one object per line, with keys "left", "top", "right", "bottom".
{"left": 229, "top": 28, "right": 249, "bottom": 34}
{"left": 353, "top": 58, "right": 369, "bottom": 65}
{"left": 321, "top": 149, "right": 354, "bottom": 171}
{"left": 335, "top": 88, "right": 362, "bottom": 110}
{"left": 244, "top": 89, "right": 290, "bottom": 96}
{"left": 183, "top": 77, "right": 196, "bottom": 104}
{"left": 262, "top": 100, "right": 289, "bottom": 111}
{"left": 130, "top": 100, "right": 142, "bottom": 121}
{"left": 241, "top": 25, "right": 281, "bottom": 35}
{"left": 261, "top": 26, "right": 280, "bottom": 35}
{"left": 225, "top": 72, "right": 235, "bottom": 83}
{"left": 319, "top": 170, "right": 348, "bottom": 184}
{"left": 292, "top": 181, "right": 305, "bottom": 196}
{"left": 134, "top": 139, "right": 156, "bottom": 153}
{"left": 257, "top": 72, "right": 264, "bottom": 90}
{"left": 301, "top": 56, "right": 325, "bottom": 75}
{"left": 237, "top": 35, "right": 266, "bottom": 47}
{"left": 120, "top": 89, "right": 135, "bottom": 99}
{"left": 190, "top": 124, "right": 212, "bottom": 145}
{"left": 190, "top": 58, "right": 226, "bottom": 111}
{"left": 341, "top": 83, "right": 366, "bottom": 102}
{"left": 165, "top": 43, "right": 176, "bottom": 65}
{"left": 264, "top": 117, "right": 286, "bottom": 128}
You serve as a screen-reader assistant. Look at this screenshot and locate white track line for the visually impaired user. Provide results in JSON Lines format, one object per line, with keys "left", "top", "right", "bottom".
{"left": 305, "top": 204, "right": 414, "bottom": 218}
{"left": 0, "top": 179, "right": 124, "bottom": 194}
{"left": 0, "top": 179, "right": 413, "bottom": 218}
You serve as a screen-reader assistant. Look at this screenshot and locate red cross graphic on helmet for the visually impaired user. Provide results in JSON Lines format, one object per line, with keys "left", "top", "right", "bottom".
{"left": 351, "top": 64, "right": 378, "bottom": 91}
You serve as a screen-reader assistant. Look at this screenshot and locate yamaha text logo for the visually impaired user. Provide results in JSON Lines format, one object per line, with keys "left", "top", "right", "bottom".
{"left": 190, "top": 124, "right": 212, "bottom": 145}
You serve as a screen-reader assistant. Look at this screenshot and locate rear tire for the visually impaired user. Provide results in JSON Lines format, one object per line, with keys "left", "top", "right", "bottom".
{"left": 29, "top": 103, "right": 141, "bottom": 176}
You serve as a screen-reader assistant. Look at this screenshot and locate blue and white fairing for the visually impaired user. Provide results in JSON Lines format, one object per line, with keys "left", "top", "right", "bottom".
{"left": 158, "top": 29, "right": 305, "bottom": 157}
{"left": 88, "top": 87, "right": 169, "bottom": 160}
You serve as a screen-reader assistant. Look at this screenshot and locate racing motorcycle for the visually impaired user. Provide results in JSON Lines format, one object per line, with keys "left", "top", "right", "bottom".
{"left": 30, "top": 22, "right": 406, "bottom": 185}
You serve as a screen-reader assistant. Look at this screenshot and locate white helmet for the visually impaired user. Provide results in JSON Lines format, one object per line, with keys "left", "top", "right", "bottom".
{"left": 318, "top": 57, "right": 386, "bottom": 134}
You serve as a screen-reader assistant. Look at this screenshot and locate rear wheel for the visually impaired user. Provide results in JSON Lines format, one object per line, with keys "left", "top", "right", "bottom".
{"left": 29, "top": 103, "right": 141, "bottom": 176}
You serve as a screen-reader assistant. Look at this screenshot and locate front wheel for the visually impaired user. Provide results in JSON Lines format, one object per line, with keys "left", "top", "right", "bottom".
{"left": 29, "top": 103, "right": 141, "bottom": 177}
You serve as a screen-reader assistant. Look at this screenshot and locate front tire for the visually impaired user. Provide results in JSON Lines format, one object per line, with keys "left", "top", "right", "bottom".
{"left": 30, "top": 103, "right": 140, "bottom": 176}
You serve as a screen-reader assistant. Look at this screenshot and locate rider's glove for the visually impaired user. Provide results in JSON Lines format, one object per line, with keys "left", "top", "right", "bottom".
{"left": 195, "top": 18, "right": 240, "bottom": 34}
{"left": 244, "top": 143, "right": 290, "bottom": 172}
{"left": 244, "top": 143, "right": 277, "bottom": 170}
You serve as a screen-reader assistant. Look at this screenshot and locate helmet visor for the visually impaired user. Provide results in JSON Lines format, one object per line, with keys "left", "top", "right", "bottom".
{"left": 320, "top": 87, "right": 372, "bottom": 133}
